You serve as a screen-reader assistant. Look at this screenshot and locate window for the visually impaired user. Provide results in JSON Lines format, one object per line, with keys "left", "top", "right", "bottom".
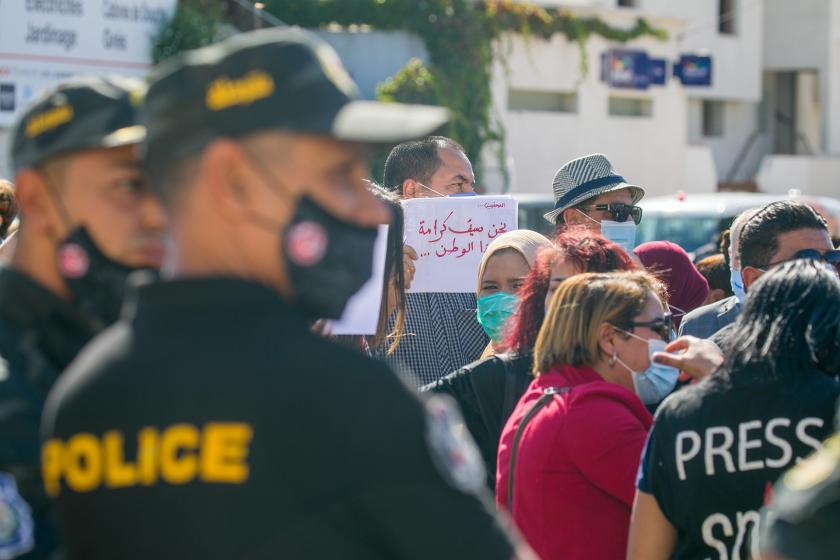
{"left": 608, "top": 96, "right": 652, "bottom": 118}
{"left": 508, "top": 89, "right": 577, "bottom": 113}
{"left": 719, "top": 0, "right": 736, "bottom": 35}
{"left": 702, "top": 100, "right": 725, "bottom": 137}
{"left": 617, "top": 0, "right": 636, "bottom": 7}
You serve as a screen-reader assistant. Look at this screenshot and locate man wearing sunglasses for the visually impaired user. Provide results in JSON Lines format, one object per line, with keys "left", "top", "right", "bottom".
{"left": 700, "top": 200, "right": 834, "bottom": 347}
{"left": 740, "top": 200, "right": 837, "bottom": 287}
{"left": 544, "top": 153, "right": 645, "bottom": 254}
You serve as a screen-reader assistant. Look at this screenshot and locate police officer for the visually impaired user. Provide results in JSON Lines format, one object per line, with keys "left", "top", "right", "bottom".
{"left": 41, "top": 29, "right": 529, "bottom": 559}
{"left": 0, "top": 78, "right": 165, "bottom": 558}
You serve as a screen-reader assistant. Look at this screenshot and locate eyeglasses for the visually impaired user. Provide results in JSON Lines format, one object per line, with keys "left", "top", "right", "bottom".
{"left": 763, "top": 249, "right": 840, "bottom": 271}
{"left": 624, "top": 312, "right": 673, "bottom": 341}
{"left": 579, "top": 203, "right": 643, "bottom": 225}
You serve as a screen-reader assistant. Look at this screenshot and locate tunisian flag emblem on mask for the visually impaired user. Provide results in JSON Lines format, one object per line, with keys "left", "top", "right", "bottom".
{"left": 285, "top": 221, "right": 328, "bottom": 267}
{"left": 58, "top": 243, "right": 90, "bottom": 279}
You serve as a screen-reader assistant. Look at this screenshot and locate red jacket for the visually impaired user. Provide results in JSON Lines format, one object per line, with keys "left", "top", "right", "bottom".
{"left": 496, "top": 364, "right": 652, "bottom": 560}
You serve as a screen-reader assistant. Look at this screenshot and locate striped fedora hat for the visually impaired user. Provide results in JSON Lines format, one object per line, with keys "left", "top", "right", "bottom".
{"left": 543, "top": 153, "right": 645, "bottom": 224}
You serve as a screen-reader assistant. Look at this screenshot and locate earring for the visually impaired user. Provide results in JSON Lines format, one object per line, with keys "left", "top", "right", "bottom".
{"left": 608, "top": 350, "right": 617, "bottom": 368}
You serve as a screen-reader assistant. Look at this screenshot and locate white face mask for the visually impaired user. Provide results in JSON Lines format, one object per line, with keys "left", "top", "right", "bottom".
{"left": 576, "top": 209, "right": 637, "bottom": 254}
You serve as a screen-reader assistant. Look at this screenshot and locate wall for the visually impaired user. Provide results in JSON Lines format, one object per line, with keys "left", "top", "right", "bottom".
{"left": 826, "top": 1, "right": 840, "bottom": 154}
{"left": 756, "top": 154, "right": 840, "bottom": 197}
{"left": 687, "top": 98, "right": 761, "bottom": 181}
{"left": 644, "top": 0, "right": 763, "bottom": 102}
{"left": 763, "top": 0, "right": 828, "bottom": 71}
{"left": 762, "top": 0, "right": 840, "bottom": 155}
{"left": 314, "top": 29, "right": 427, "bottom": 100}
{"left": 488, "top": 28, "right": 688, "bottom": 196}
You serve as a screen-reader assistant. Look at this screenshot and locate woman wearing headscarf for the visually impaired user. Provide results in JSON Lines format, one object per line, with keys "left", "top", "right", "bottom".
{"left": 474, "top": 229, "right": 553, "bottom": 356}
{"left": 634, "top": 241, "right": 709, "bottom": 330}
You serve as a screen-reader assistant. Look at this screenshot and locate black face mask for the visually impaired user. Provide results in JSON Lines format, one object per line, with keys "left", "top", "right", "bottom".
{"left": 282, "top": 196, "right": 378, "bottom": 319}
{"left": 56, "top": 227, "right": 154, "bottom": 330}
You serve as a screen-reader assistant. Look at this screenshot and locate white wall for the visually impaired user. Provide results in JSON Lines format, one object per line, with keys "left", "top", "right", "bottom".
{"left": 826, "top": 1, "right": 840, "bottom": 154}
{"left": 687, "top": 98, "right": 760, "bottom": 181}
{"left": 488, "top": 29, "right": 688, "bottom": 196}
{"left": 762, "top": 0, "right": 840, "bottom": 155}
{"left": 763, "top": 0, "right": 828, "bottom": 70}
{"left": 644, "top": 0, "right": 763, "bottom": 102}
{"left": 756, "top": 155, "right": 840, "bottom": 196}
{"left": 683, "top": 144, "right": 718, "bottom": 192}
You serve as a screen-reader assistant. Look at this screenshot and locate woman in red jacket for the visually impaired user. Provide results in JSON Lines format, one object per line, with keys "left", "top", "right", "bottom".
{"left": 497, "top": 271, "right": 676, "bottom": 560}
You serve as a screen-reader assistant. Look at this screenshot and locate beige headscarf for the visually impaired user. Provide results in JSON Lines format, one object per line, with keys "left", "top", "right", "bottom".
{"left": 476, "top": 229, "right": 553, "bottom": 293}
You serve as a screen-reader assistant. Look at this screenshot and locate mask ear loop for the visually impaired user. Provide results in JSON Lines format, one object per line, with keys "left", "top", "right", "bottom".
{"left": 416, "top": 182, "right": 447, "bottom": 197}
{"left": 575, "top": 207, "right": 601, "bottom": 225}
{"left": 235, "top": 151, "right": 301, "bottom": 234}
{"left": 38, "top": 168, "right": 76, "bottom": 234}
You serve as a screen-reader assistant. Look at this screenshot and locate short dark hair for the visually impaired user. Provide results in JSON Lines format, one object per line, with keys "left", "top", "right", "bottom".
{"left": 738, "top": 201, "right": 828, "bottom": 269}
{"left": 726, "top": 259, "right": 840, "bottom": 377}
{"left": 696, "top": 254, "right": 733, "bottom": 298}
{"left": 382, "top": 136, "right": 464, "bottom": 194}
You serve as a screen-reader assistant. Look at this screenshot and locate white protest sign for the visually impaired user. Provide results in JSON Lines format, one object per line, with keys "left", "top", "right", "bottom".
{"left": 403, "top": 195, "right": 518, "bottom": 293}
{"left": 326, "top": 224, "right": 388, "bottom": 335}
{"left": 0, "top": 1, "right": 177, "bottom": 126}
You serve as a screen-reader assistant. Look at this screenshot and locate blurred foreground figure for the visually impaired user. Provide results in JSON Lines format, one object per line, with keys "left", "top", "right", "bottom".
{"left": 40, "top": 28, "right": 527, "bottom": 560}
{"left": 0, "top": 77, "right": 164, "bottom": 559}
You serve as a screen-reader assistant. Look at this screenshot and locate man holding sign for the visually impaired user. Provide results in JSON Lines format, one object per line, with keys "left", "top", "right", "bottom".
{"left": 383, "top": 137, "right": 491, "bottom": 386}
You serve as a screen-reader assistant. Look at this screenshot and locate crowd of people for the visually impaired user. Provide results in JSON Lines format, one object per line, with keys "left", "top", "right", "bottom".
{"left": 0, "top": 26, "right": 838, "bottom": 560}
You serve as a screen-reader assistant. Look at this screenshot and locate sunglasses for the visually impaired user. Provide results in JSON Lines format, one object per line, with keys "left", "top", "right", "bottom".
{"left": 625, "top": 312, "right": 673, "bottom": 341}
{"left": 765, "top": 249, "right": 840, "bottom": 271}
{"left": 580, "top": 203, "right": 643, "bottom": 225}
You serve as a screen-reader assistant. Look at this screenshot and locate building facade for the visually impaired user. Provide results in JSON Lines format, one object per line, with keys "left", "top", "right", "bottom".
{"left": 2, "top": 1, "right": 839, "bottom": 199}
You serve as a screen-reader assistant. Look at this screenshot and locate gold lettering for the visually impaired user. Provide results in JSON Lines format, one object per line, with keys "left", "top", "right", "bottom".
{"left": 41, "top": 422, "right": 253, "bottom": 495}
{"left": 201, "top": 423, "right": 253, "bottom": 483}
{"left": 25, "top": 105, "right": 74, "bottom": 138}
{"left": 137, "top": 427, "right": 159, "bottom": 486}
{"left": 41, "top": 439, "right": 64, "bottom": 498}
{"left": 63, "top": 433, "right": 103, "bottom": 493}
{"left": 205, "top": 70, "right": 275, "bottom": 111}
{"left": 103, "top": 431, "right": 138, "bottom": 488}
{"left": 160, "top": 424, "right": 199, "bottom": 484}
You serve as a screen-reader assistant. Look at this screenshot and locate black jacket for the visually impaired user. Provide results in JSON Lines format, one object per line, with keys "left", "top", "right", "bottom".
{"left": 421, "top": 352, "right": 534, "bottom": 491}
{"left": 0, "top": 268, "right": 97, "bottom": 560}
{"left": 41, "top": 277, "right": 514, "bottom": 560}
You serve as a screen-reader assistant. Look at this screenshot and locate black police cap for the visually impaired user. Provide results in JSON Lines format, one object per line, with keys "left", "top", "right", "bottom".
{"left": 141, "top": 27, "right": 449, "bottom": 168}
{"left": 10, "top": 76, "right": 146, "bottom": 175}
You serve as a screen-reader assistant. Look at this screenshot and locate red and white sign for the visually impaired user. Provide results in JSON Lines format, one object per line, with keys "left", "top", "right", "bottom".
{"left": 403, "top": 195, "right": 518, "bottom": 293}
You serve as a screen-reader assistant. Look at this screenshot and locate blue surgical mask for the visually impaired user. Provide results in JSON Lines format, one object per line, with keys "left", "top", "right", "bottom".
{"left": 476, "top": 292, "right": 519, "bottom": 342}
{"left": 599, "top": 219, "right": 637, "bottom": 254}
{"left": 613, "top": 333, "right": 679, "bottom": 405}
{"left": 576, "top": 209, "right": 637, "bottom": 254}
{"left": 730, "top": 267, "right": 746, "bottom": 304}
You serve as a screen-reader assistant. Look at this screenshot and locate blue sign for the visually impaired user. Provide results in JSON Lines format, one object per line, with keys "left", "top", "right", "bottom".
{"left": 674, "top": 55, "right": 712, "bottom": 86}
{"left": 602, "top": 49, "right": 651, "bottom": 89}
{"left": 650, "top": 59, "right": 667, "bottom": 86}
